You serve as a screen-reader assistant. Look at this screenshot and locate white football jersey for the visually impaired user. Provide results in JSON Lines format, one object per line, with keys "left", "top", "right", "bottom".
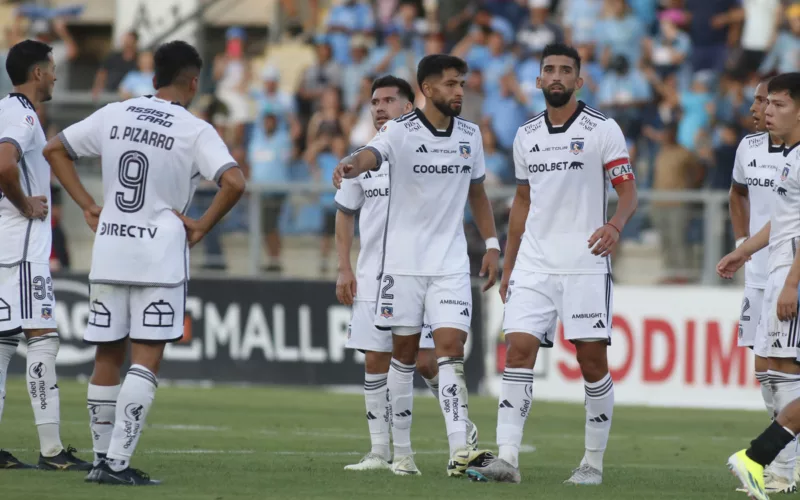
{"left": 0, "top": 93, "right": 51, "bottom": 266}
{"left": 767, "top": 144, "right": 800, "bottom": 273}
{"left": 731, "top": 132, "right": 783, "bottom": 288}
{"left": 59, "top": 96, "right": 238, "bottom": 286}
{"left": 334, "top": 156, "right": 389, "bottom": 302}
{"left": 512, "top": 102, "right": 633, "bottom": 274}
{"left": 365, "top": 109, "right": 486, "bottom": 276}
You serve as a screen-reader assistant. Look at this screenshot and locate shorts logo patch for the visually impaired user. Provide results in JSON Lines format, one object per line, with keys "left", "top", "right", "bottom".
{"left": 0, "top": 298, "right": 10, "bottom": 321}
{"left": 88, "top": 300, "right": 111, "bottom": 328}
{"left": 380, "top": 305, "right": 393, "bottom": 319}
{"left": 143, "top": 300, "right": 174, "bottom": 327}
{"left": 41, "top": 306, "right": 52, "bottom": 320}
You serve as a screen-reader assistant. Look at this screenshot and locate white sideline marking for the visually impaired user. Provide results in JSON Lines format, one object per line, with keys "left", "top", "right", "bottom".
{"left": 3, "top": 446, "right": 536, "bottom": 456}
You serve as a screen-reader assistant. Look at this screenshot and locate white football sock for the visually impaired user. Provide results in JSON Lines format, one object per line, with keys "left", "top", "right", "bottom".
{"left": 423, "top": 373, "right": 439, "bottom": 399}
{"left": 756, "top": 372, "right": 775, "bottom": 419}
{"left": 107, "top": 365, "right": 157, "bottom": 471}
{"left": 438, "top": 356, "right": 468, "bottom": 454}
{"left": 497, "top": 367, "right": 534, "bottom": 468}
{"left": 583, "top": 372, "right": 614, "bottom": 473}
{"left": 0, "top": 337, "right": 19, "bottom": 424}
{"left": 388, "top": 359, "right": 415, "bottom": 458}
{"left": 26, "top": 333, "right": 62, "bottom": 457}
{"left": 363, "top": 371, "right": 390, "bottom": 461}
{"left": 768, "top": 370, "right": 800, "bottom": 480}
{"left": 88, "top": 383, "right": 121, "bottom": 465}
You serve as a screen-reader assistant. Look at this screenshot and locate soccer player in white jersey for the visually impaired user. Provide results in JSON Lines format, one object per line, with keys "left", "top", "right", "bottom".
{"left": 730, "top": 78, "right": 800, "bottom": 494}
{"left": 0, "top": 40, "right": 91, "bottom": 471}
{"left": 333, "top": 54, "right": 499, "bottom": 476}
{"left": 336, "top": 75, "right": 477, "bottom": 476}
{"left": 466, "top": 43, "right": 638, "bottom": 485}
{"left": 43, "top": 41, "right": 245, "bottom": 485}
{"left": 719, "top": 72, "right": 800, "bottom": 500}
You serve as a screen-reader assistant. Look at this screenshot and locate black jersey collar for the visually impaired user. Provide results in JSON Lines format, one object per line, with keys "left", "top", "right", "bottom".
{"left": 414, "top": 108, "right": 454, "bottom": 137}
{"left": 783, "top": 141, "right": 800, "bottom": 157}
{"left": 9, "top": 92, "right": 34, "bottom": 109}
{"left": 769, "top": 135, "right": 785, "bottom": 154}
{"left": 544, "top": 100, "right": 585, "bottom": 134}
{"left": 145, "top": 95, "right": 184, "bottom": 107}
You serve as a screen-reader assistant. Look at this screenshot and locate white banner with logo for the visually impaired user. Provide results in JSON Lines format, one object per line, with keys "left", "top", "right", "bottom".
{"left": 114, "top": 0, "right": 200, "bottom": 49}
{"left": 484, "top": 285, "right": 764, "bottom": 410}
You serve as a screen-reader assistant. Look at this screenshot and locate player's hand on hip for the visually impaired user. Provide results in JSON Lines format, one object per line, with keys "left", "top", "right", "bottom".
{"left": 480, "top": 248, "right": 500, "bottom": 292}
{"left": 82, "top": 204, "right": 102, "bottom": 232}
{"left": 588, "top": 223, "right": 619, "bottom": 257}
{"left": 173, "top": 210, "right": 207, "bottom": 248}
{"left": 332, "top": 162, "right": 355, "bottom": 189}
{"left": 22, "top": 195, "right": 48, "bottom": 221}
{"left": 716, "top": 249, "right": 749, "bottom": 279}
{"left": 336, "top": 268, "right": 357, "bottom": 305}
{"left": 777, "top": 284, "right": 799, "bottom": 322}
{"left": 499, "top": 276, "right": 510, "bottom": 304}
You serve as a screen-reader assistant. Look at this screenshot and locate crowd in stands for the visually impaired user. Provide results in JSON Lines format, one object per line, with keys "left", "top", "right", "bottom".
{"left": 3, "top": 0, "right": 800, "bottom": 282}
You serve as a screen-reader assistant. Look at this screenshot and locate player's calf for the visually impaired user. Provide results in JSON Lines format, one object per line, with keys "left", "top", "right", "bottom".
{"left": 575, "top": 341, "right": 614, "bottom": 479}
{"left": 88, "top": 341, "right": 125, "bottom": 467}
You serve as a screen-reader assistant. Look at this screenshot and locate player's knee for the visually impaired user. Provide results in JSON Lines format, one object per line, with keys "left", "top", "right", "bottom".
{"left": 392, "top": 337, "right": 418, "bottom": 365}
{"left": 130, "top": 341, "right": 167, "bottom": 375}
{"left": 24, "top": 328, "right": 58, "bottom": 340}
{"left": 416, "top": 350, "right": 437, "bottom": 379}
{"left": 576, "top": 348, "right": 608, "bottom": 382}
{"left": 364, "top": 351, "right": 391, "bottom": 374}
{"left": 504, "top": 332, "right": 539, "bottom": 368}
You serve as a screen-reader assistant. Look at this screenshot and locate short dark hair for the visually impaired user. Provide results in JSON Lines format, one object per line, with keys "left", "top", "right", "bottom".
{"left": 6, "top": 40, "right": 53, "bottom": 86}
{"left": 371, "top": 75, "right": 415, "bottom": 103}
{"left": 768, "top": 72, "right": 800, "bottom": 103}
{"left": 416, "top": 54, "right": 468, "bottom": 88}
{"left": 540, "top": 43, "right": 582, "bottom": 74}
{"left": 153, "top": 40, "right": 203, "bottom": 89}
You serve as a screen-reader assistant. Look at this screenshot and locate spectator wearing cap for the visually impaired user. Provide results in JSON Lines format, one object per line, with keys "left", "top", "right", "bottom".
{"left": 594, "top": 0, "right": 645, "bottom": 69}
{"left": 214, "top": 27, "right": 252, "bottom": 147}
{"left": 481, "top": 28, "right": 517, "bottom": 99}
{"left": 92, "top": 31, "right": 139, "bottom": 101}
{"left": 482, "top": 72, "right": 528, "bottom": 153}
{"left": 517, "top": 5, "right": 564, "bottom": 56}
{"left": 119, "top": 51, "right": 155, "bottom": 100}
{"left": 643, "top": 9, "right": 691, "bottom": 80}
{"left": 342, "top": 35, "right": 375, "bottom": 111}
{"left": 248, "top": 106, "right": 295, "bottom": 273}
{"left": 598, "top": 54, "right": 652, "bottom": 140}
{"left": 326, "top": 0, "right": 376, "bottom": 65}
{"left": 298, "top": 37, "right": 342, "bottom": 115}
{"left": 369, "top": 24, "right": 415, "bottom": 81}
{"left": 759, "top": 3, "right": 800, "bottom": 75}
{"left": 252, "top": 66, "right": 301, "bottom": 140}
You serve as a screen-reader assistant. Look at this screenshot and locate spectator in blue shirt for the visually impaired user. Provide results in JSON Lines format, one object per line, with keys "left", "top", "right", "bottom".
{"left": 393, "top": 1, "right": 427, "bottom": 60}
{"left": 517, "top": 6, "right": 564, "bottom": 56}
{"left": 248, "top": 110, "right": 295, "bottom": 272}
{"left": 369, "top": 25, "right": 415, "bottom": 82}
{"left": 482, "top": 29, "right": 517, "bottom": 98}
{"left": 678, "top": 71, "right": 715, "bottom": 150}
{"left": 452, "top": 25, "right": 493, "bottom": 72}
{"left": 481, "top": 125, "right": 512, "bottom": 185}
{"left": 482, "top": 73, "right": 529, "bottom": 152}
{"left": 251, "top": 66, "right": 301, "bottom": 140}
{"left": 342, "top": 35, "right": 374, "bottom": 111}
{"left": 644, "top": 11, "right": 692, "bottom": 79}
{"left": 575, "top": 42, "right": 604, "bottom": 108}
{"left": 598, "top": 55, "right": 652, "bottom": 139}
{"left": 326, "top": 0, "right": 375, "bottom": 65}
{"left": 594, "top": 0, "right": 645, "bottom": 68}
{"left": 306, "top": 133, "right": 348, "bottom": 274}
{"left": 562, "top": 0, "right": 604, "bottom": 45}
{"left": 118, "top": 51, "right": 155, "bottom": 99}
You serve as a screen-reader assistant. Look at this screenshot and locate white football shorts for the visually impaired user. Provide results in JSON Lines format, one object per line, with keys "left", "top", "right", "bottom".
{"left": 737, "top": 286, "right": 764, "bottom": 350}
{"left": 84, "top": 283, "right": 186, "bottom": 344}
{"left": 373, "top": 273, "right": 472, "bottom": 335}
{"left": 758, "top": 266, "right": 799, "bottom": 359}
{"left": 346, "top": 300, "right": 435, "bottom": 352}
{"left": 502, "top": 270, "right": 612, "bottom": 346}
{"left": 0, "top": 262, "right": 57, "bottom": 335}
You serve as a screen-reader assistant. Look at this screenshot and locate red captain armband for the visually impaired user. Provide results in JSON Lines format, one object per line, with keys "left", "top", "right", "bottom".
{"left": 605, "top": 158, "right": 635, "bottom": 187}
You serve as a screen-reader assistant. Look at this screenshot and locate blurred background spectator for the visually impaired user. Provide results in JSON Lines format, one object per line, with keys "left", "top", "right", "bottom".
{"left": 19, "top": 0, "right": 800, "bottom": 285}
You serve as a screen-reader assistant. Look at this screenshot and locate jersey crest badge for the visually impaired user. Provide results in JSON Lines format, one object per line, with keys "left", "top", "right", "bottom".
{"left": 380, "top": 305, "right": 393, "bottom": 318}
{"left": 459, "top": 143, "right": 471, "bottom": 159}
{"left": 570, "top": 138, "right": 584, "bottom": 155}
{"left": 782, "top": 166, "right": 790, "bottom": 181}
{"left": 41, "top": 306, "right": 52, "bottom": 320}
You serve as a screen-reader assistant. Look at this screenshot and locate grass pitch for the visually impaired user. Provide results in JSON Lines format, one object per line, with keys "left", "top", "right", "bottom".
{"left": 0, "top": 378, "right": 767, "bottom": 499}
